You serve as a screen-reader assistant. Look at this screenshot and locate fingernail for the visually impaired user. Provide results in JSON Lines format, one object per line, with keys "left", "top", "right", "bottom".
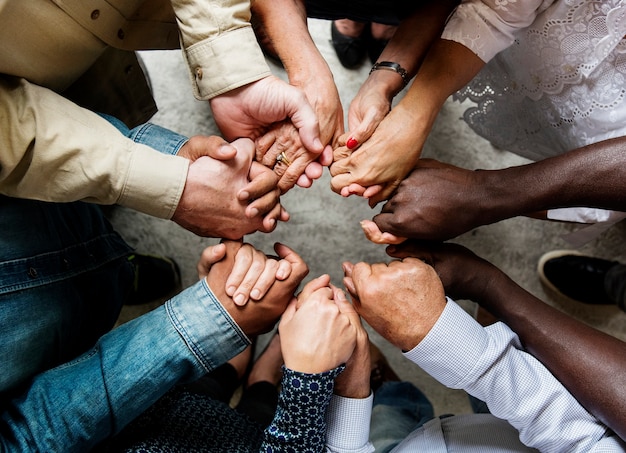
{"left": 234, "top": 294, "right": 246, "bottom": 306}
{"left": 249, "top": 207, "right": 259, "bottom": 217}
{"left": 227, "top": 286, "right": 236, "bottom": 296}
{"left": 219, "top": 144, "right": 235, "bottom": 155}
{"left": 239, "top": 190, "right": 250, "bottom": 201}
{"left": 250, "top": 289, "right": 261, "bottom": 300}
{"left": 346, "top": 137, "right": 358, "bottom": 149}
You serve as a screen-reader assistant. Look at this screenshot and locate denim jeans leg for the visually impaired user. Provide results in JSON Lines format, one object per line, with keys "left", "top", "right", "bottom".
{"left": 0, "top": 197, "right": 133, "bottom": 404}
{"left": 605, "top": 263, "right": 626, "bottom": 310}
{"left": 100, "top": 113, "right": 188, "bottom": 155}
{"left": 370, "top": 381, "right": 434, "bottom": 453}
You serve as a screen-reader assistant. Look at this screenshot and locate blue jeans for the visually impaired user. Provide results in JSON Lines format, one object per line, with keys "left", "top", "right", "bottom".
{"left": 370, "top": 381, "right": 434, "bottom": 453}
{"left": 0, "top": 118, "right": 196, "bottom": 450}
{"left": 0, "top": 198, "right": 133, "bottom": 404}
{"left": 0, "top": 118, "right": 186, "bottom": 400}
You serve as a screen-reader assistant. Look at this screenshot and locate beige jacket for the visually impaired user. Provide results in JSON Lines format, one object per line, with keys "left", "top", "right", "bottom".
{"left": 0, "top": 0, "right": 270, "bottom": 219}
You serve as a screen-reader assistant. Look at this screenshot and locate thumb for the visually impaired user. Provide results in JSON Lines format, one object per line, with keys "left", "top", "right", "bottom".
{"left": 280, "top": 89, "right": 324, "bottom": 155}
{"left": 346, "top": 108, "right": 380, "bottom": 149}
{"left": 197, "top": 242, "right": 227, "bottom": 278}
{"left": 229, "top": 138, "right": 255, "bottom": 173}
{"left": 279, "top": 297, "right": 298, "bottom": 326}
{"left": 178, "top": 136, "right": 237, "bottom": 161}
{"left": 360, "top": 219, "right": 406, "bottom": 245}
{"left": 331, "top": 284, "right": 358, "bottom": 316}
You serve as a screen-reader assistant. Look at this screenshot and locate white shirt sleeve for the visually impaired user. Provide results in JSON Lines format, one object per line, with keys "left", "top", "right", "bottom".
{"left": 441, "top": 0, "right": 555, "bottom": 62}
{"left": 403, "top": 299, "right": 618, "bottom": 452}
{"left": 325, "top": 393, "right": 375, "bottom": 453}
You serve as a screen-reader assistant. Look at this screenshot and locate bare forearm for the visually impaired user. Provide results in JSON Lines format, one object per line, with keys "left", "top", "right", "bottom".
{"left": 479, "top": 269, "right": 626, "bottom": 439}
{"left": 396, "top": 38, "right": 485, "bottom": 142}
{"left": 379, "top": 0, "right": 460, "bottom": 76}
{"left": 480, "top": 136, "right": 626, "bottom": 218}
{"left": 251, "top": 0, "right": 330, "bottom": 82}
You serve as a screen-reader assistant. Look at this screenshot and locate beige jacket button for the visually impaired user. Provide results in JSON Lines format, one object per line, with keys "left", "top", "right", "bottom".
{"left": 91, "top": 9, "right": 100, "bottom": 20}
{"left": 196, "top": 68, "right": 203, "bottom": 79}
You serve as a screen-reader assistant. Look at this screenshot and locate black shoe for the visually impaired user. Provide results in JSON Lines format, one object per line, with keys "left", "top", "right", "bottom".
{"left": 126, "top": 253, "right": 182, "bottom": 305}
{"left": 331, "top": 21, "right": 367, "bottom": 69}
{"left": 538, "top": 250, "right": 618, "bottom": 306}
{"left": 367, "top": 37, "right": 388, "bottom": 64}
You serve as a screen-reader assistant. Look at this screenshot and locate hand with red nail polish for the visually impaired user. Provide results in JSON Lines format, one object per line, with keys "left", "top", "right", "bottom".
{"left": 346, "top": 137, "right": 358, "bottom": 149}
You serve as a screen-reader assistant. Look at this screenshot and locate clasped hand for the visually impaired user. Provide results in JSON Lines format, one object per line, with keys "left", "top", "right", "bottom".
{"left": 173, "top": 136, "right": 288, "bottom": 239}
{"left": 209, "top": 75, "right": 333, "bottom": 194}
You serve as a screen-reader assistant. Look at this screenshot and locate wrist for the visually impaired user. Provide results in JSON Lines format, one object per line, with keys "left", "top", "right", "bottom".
{"left": 366, "top": 65, "right": 406, "bottom": 100}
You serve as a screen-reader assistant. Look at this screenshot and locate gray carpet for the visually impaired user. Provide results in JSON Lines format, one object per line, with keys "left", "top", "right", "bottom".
{"left": 110, "top": 19, "right": 626, "bottom": 416}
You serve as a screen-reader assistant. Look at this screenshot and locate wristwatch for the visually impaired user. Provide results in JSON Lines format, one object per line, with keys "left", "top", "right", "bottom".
{"left": 369, "top": 61, "right": 409, "bottom": 88}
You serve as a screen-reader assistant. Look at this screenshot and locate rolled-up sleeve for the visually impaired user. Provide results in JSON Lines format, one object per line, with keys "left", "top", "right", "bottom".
{"left": 171, "top": 0, "right": 271, "bottom": 99}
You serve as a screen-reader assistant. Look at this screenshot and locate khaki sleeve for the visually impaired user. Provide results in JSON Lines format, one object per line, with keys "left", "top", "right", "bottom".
{"left": 171, "top": 0, "right": 271, "bottom": 99}
{"left": 0, "top": 76, "right": 188, "bottom": 219}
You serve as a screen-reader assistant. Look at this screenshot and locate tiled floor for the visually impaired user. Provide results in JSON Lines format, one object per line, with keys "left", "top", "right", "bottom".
{"left": 112, "top": 19, "right": 626, "bottom": 417}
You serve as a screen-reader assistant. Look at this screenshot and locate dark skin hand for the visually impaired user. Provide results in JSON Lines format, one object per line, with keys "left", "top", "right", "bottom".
{"left": 387, "top": 240, "right": 626, "bottom": 440}
{"left": 372, "top": 159, "right": 498, "bottom": 241}
{"left": 373, "top": 136, "right": 626, "bottom": 242}
{"left": 206, "top": 241, "right": 309, "bottom": 337}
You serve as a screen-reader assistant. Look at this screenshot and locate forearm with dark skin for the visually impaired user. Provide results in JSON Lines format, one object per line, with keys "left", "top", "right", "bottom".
{"left": 471, "top": 262, "right": 626, "bottom": 440}
{"left": 479, "top": 136, "right": 626, "bottom": 219}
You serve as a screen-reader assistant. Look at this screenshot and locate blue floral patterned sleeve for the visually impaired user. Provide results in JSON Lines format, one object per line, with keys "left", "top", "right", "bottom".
{"left": 260, "top": 365, "right": 345, "bottom": 453}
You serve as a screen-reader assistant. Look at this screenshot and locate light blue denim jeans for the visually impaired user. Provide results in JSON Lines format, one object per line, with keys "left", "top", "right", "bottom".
{"left": 370, "top": 381, "right": 435, "bottom": 453}
{"left": 100, "top": 114, "right": 188, "bottom": 156}
{"left": 0, "top": 198, "right": 133, "bottom": 402}
{"left": 0, "top": 117, "right": 196, "bottom": 450}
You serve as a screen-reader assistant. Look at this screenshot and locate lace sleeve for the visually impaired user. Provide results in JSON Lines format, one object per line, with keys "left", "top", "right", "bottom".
{"left": 442, "top": 0, "right": 552, "bottom": 62}
{"left": 260, "top": 365, "right": 344, "bottom": 453}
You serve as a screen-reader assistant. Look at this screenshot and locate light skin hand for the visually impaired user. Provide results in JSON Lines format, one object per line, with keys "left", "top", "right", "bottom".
{"left": 331, "top": 36, "right": 485, "bottom": 206}
{"left": 244, "top": 159, "right": 290, "bottom": 230}
{"left": 254, "top": 58, "right": 341, "bottom": 193}
{"left": 255, "top": 120, "right": 333, "bottom": 193}
{"left": 337, "top": 74, "right": 395, "bottom": 161}
{"left": 172, "top": 138, "right": 286, "bottom": 239}
{"left": 250, "top": 0, "right": 341, "bottom": 192}
{"left": 206, "top": 241, "right": 309, "bottom": 337}
{"left": 332, "top": 285, "right": 371, "bottom": 399}
{"left": 342, "top": 259, "right": 446, "bottom": 351}
{"left": 209, "top": 75, "right": 324, "bottom": 157}
{"left": 279, "top": 275, "right": 357, "bottom": 374}
{"left": 331, "top": 72, "right": 398, "bottom": 199}
{"left": 330, "top": 103, "right": 426, "bottom": 207}
{"left": 360, "top": 219, "right": 407, "bottom": 245}
{"left": 197, "top": 242, "right": 293, "bottom": 307}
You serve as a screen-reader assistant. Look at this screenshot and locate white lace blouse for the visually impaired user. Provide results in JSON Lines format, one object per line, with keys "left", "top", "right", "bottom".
{"left": 442, "top": 0, "right": 626, "bottom": 161}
